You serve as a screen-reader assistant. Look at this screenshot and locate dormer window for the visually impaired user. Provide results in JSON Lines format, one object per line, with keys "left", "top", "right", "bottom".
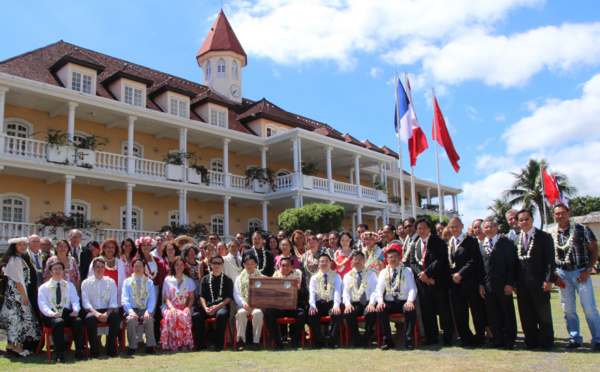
{"left": 232, "top": 61, "right": 238, "bottom": 80}
{"left": 71, "top": 71, "right": 93, "bottom": 94}
{"left": 210, "top": 108, "right": 226, "bottom": 128}
{"left": 124, "top": 85, "right": 143, "bottom": 107}
{"left": 217, "top": 58, "right": 226, "bottom": 77}
{"left": 206, "top": 61, "right": 212, "bottom": 80}
{"left": 266, "top": 127, "right": 277, "bottom": 137}
{"left": 170, "top": 98, "right": 188, "bottom": 119}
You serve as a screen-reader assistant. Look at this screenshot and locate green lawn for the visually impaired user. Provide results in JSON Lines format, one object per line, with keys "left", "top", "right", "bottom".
{"left": 2, "top": 277, "right": 599, "bottom": 371}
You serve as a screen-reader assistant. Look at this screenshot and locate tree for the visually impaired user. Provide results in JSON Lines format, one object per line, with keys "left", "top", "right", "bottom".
{"left": 278, "top": 203, "right": 345, "bottom": 233}
{"left": 487, "top": 196, "right": 511, "bottom": 234}
{"left": 504, "top": 158, "right": 576, "bottom": 228}
{"left": 569, "top": 195, "right": 600, "bottom": 216}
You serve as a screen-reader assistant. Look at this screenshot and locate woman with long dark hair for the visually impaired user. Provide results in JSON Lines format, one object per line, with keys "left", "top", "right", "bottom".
{"left": 120, "top": 237, "right": 137, "bottom": 277}
{"left": 0, "top": 237, "right": 42, "bottom": 357}
{"left": 88, "top": 238, "right": 126, "bottom": 304}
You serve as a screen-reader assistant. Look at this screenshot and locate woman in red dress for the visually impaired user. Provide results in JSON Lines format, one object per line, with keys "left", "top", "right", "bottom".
{"left": 88, "top": 239, "right": 126, "bottom": 304}
{"left": 333, "top": 232, "right": 354, "bottom": 279}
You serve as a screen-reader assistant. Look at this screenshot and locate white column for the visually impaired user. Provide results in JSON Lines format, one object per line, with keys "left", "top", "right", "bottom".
{"left": 349, "top": 168, "right": 353, "bottom": 184}
{"left": 356, "top": 205, "right": 363, "bottom": 224}
{"left": 325, "top": 146, "right": 333, "bottom": 193}
{"left": 452, "top": 194, "right": 456, "bottom": 212}
{"left": 427, "top": 188, "right": 431, "bottom": 205}
{"left": 63, "top": 175, "right": 75, "bottom": 216}
{"left": 354, "top": 155, "right": 361, "bottom": 198}
{"left": 0, "top": 87, "right": 8, "bottom": 153}
{"left": 67, "top": 102, "right": 78, "bottom": 141}
{"left": 351, "top": 213, "right": 357, "bottom": 240}
{"left": 291, "top": 138, "right": 299, "bottom": 173}
{"left": 261, "top": 146, "right": 268, "bottom": 169}
{"left": 374, "top": 215, "right": 379, "bottom": 231}
{"left": 261, "top": 201, "right": 269, "bottom": 231}
{"left": 125, "top": 183, "right": 135, "bottom": 233}
{"left": 379, "top": 163, "right": 384, "bottom": 182}
{"left": 223, "top": 196, "right": 231, "bottom": 239}
{"left": 293, "top": 196, "right": 300, "bottom": 208}
{"left": 222, "top": 138, "right": 231, "bottom": 188}
{"left": 127, "top": 115, "right": 136, "bottom": 174}
{"left": 179, "top": 128, "right": 188, "bottom": 183}
{"left": 297, "top": 138, "right": 302, "bottom": 172}
{"left": 178, "top": 189, "right": 187, "bottom": 225}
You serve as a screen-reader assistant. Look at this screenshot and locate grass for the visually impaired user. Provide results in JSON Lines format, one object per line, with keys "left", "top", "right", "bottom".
{"left": 1, "top": 276, "right": 599, "bottom": 371}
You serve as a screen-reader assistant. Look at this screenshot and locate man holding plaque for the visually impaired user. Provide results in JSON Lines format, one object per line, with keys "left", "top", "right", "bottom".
{"left": 308, "top": 252, "right": 343, "bottom": 349}
{"left": 343, "top": 251, "right": 377, "bottom": 348}
{"left": 266, "top": 256, "right": 307, "bottom": 349}
{"left": 233, "top": 255, "right": 264, "bottom": 351}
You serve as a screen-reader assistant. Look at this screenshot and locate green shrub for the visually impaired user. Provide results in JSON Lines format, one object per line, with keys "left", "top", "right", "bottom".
{"left": 278, "top": 203, "right": 345, "bottom": 233}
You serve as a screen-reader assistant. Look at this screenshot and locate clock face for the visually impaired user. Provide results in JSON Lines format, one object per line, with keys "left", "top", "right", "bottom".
{"left": 230, "top": 84, "right": 240, "bottom": 98}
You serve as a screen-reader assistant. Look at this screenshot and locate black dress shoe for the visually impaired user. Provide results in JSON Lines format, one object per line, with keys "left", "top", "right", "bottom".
{"left": 381, "top": 341, "right": 395, "bottom": 350}
{"left": 56, "top": 353, "right": 66, "bottom": 363}
{"left": 594, "top": 343, "right": 600, "bottom": 352}
{"left": 423, "top": 339, "right": 438, "bottom": 346}
{"left": 127, "top": 348, "right": 135, "bottom": 355}
{"left": 525, "top": 344, "right": 539, "bottom": 350}
{"left": 328, "top": 342, "right": 339, "bottom": 349}
{"left": 406, "top": 343, "right": 415, "bottom": 350}
{"left": 565, "top": 341, "right": 581, "bottom": 349}
{"left": 75, "top": 350, "right": 85, "bottom": 360}
{"left": 275, "top": 342, "right": 284, "bottom": 350}
{"left": 251, "top": 342, "right": 260, "bottom": 351}
{"left": 237, "top": 340, "right": 245, "bottom": 351}
{"left": 443, "top": 340, "right": 453, "bottom": 347}
{"left": 146, "top": 346, "right": 155, "bottom": 354}
{"left": 540, "top": 345, "right": 553, "bottom": 351}
{"left": 90, "top": 351, "right": 99, "bottom": 358}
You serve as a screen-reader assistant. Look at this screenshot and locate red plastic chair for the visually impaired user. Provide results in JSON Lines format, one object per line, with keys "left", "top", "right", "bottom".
{"left": 233, "top": 316, "right": 267, "bottom": 349}
{"left": 267, "top": 317, "right": 306, "bottom": 348}
{"left": 308, "top": 316, "right": 344, "bottom": 347}
{"left": 85, "top": 320, "right": 126, "bottom": 356}
{"left": 35, "top": 315, "right": 87, "bottom": 360}
{"left": 204, "top": 318, "right": 233, "bottom": 350}
{"left": 376, "top": 313, "right": 420, "bottom": 348}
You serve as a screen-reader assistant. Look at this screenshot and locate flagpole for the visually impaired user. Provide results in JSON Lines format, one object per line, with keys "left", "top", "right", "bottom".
{"left": 540, "top": 161, "right": 547, "bottom": 230}
{"left": 433, "top": 87, "right": 443, "bottom": 223}
{"left": 395, "top": 70, "right": 406, "bottom": 221}
{"left": 406, "top": 72, "right": 417, "bottom": 219}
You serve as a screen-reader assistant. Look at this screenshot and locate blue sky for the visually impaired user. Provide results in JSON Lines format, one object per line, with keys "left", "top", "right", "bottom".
{"left": 2, "top": 0, "right": 600, "bottom": 225}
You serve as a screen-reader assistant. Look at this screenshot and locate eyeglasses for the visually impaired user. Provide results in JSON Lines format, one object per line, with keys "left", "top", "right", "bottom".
{"left": 211, "top": 262, "right": 223, "bottom": 266}
{"left": 404, "top": 224, "right": 413, "bottom": 228}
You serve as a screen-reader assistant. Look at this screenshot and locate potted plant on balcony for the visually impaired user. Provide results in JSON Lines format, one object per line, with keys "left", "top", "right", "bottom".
{"left": 163, "top": 150, "right": 193, "bottom": 181}
{"left": 373, "top": 179, "right": 388, "bottom": 202}
{"left": 188, "top": 161, "right": 210, "bottom": 186}
{"left": 74, "top": 134, "right": 107, "bottom": 168}
{"left": 245, "top": 166, "right": 276, "bottom": 193}
{"left": 35, "top": 211, "right": 108, "bottom": 239}
{"left": 44, "top": 129, "right": 74, "bottom": 164}
{"left": 301, "top": 161, "right": 318, "bottom": 189}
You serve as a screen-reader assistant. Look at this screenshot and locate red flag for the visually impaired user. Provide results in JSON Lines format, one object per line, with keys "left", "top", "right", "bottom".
{"left": 432, "top": 96, "right": 460, "bottom": 172}
{"left": 542, "top": 169, "right": 560, "bottom": 205}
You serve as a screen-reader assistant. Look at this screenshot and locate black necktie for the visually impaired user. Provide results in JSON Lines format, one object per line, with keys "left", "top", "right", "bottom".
{"left": 356, "top": 271, "right": 362, "bottom": 288}
{"left": 34, "top": 254, "right": 41, "bottom": 270}
{"left": 56, "top": 282, "right": 62, "bottom": 305}
{"left": 392, "top": 268, "right": 398, "bottom": 283}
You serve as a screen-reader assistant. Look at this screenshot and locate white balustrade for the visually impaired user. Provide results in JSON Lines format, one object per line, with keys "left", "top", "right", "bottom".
{"left": 333, "top": 180, "right": 357, "bottom": 197}
{"left": 312, "top": 177, "right": 329, "bottom": 191}
{"left": 230, "top": 174, "right": 249, "bottom": 190}
{"left": 95, "top": 151, "right": 127, "bottom": 173}
{"left": 3, "top": 136, "right": 47, "bottom": 160}
{"left": 209, "top": 170, "right": 224, "bottom": 187}
{"left": 274, "top": 174, "right": 294, "bottom": 190}
{"left": 135, "top": 158, "right": 166, "bottom": 178}
{"left": 0, "top": 222, "right": 37, "bottom": 249}
{"left": 361, "top": 186, "right": 377, "bottom": 200}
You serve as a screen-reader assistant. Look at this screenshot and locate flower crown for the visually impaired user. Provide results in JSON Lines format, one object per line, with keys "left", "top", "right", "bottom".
{"left": 8, "top": 237, "right": 29, "bottom": 245}
{"left": 135, "top": 236, "right": 155, "bottom": 247}
{"left": 361, "top": 231, "right": 378, "bottom": 240}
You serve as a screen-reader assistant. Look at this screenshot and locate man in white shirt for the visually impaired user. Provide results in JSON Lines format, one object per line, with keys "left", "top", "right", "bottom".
{"left": 38, "top": 261, "right": 85, "bottom": 363}
{"left": 122, "top": 258, "right": 156, "bottom": 355}
{"left": 233, "top": 255, "right": 264, "bottom": 351}
{"left": 308, "top": 252, "right": 343, "bottom": 348}
{"left": 81, "top": 257, "right": 120, "bottom": 358}
{"left": 343, "top": 251, "right": 377, "bottom": 348}
{"left": 376, "top": 248, "right": 418, "bottom": 350}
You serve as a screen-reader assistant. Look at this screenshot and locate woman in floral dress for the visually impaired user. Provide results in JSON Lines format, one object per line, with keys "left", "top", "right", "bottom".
{"left": 160, "top": 256, "right": 195, "bottom": 350}
{"left": 43, "top": 239, "right": 79, "bottom": 288}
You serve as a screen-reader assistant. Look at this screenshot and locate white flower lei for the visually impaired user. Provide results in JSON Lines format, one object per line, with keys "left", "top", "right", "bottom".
{"left": 482, "top": 238, "right": 498, "bottom": 256}
{"left": 253, "top": 247, "right": 267, "bottom": 273}
{"left": 402, "top": 235, "right": 412, "bottom": 263}
{"left": 19, "top": 257, "right": 31, "bottom": 285}
{"left": 517, "top": 231, "right": 535, "bottom": 261}
{"left": 314, "top": 271, "right": 336, "bottom": 302}
{"left": 293, "top": 245, "right": 307, "bottom": 259}
{"left": 302, "top": 251, "right": 319, "bottom": 277}
{"left": 90, "top": 276, "right": 111, "bottom": 302}
{"left": 274, "top": 268, "right": 302, "bottom": 279}
{"left": 334, "top": 249, "right": 352, "bottom": 274}
{"left": 347, "top": 268, "right": 368, "bottom": 302}
{"left": 363, "top": 246, "right": 380, "bottom": 272}
{"left": 553, "top": 224, "right": 575, "bottom": 266}
{"left": 209, "top": 272, "right": 224, "bottom": 304}
{"left": 414, "top": 235, "right": 430, "bottom": 267}
{"left": 47, "top": 280, "right": 69, "bottom": 312}
{"left": 447, "top": 236, "right": 465, "bottom": 269}
{"left": 27, "top": 250, "right": 44, "bottom": 275}
{"left": 132, "top": 276, "right": 150, "bottom": 310}
{"left": 239, "top": 269, "right": 262, "bottom": 303}
{"left": 383, "top": 265, "right": 404, "bottom": 299}
{"left": 225, "top": 255, "right": 243, "bottom": 273}
{"left": 173, "top": 275, "right": 189, "bottom": 306}
{"left": 104, "top": 256, "right": 118, "bottom": 271}
{"left": 144, "top": 256, "right": 158, "bottom": 280}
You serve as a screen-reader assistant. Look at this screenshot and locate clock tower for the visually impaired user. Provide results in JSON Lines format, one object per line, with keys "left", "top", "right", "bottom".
{"left": 196, "top": 10, "right": 247, "bottom": 104}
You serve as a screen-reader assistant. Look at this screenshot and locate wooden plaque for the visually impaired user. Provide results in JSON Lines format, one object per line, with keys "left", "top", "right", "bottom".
{"left": 248, "top": 277, "right": 298, "bottom": 310}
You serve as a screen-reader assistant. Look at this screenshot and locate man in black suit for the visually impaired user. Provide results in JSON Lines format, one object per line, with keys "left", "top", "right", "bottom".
{"left": 409, "top": 218, "right": 454, "bottom": 346}
{"left": 479, "top": 218, "right": 518, "bottom": 350}
{"left": 242, "top": 231, "right": 275, "bottom": 277}
{"left": 69, "top": 229, "right": 92, "bottom": 281}
{"left": 514, "top": 209, "right": 555, "bottom": 350}
{"left": 447, "top": 217, "right": 487, "bottom": 347}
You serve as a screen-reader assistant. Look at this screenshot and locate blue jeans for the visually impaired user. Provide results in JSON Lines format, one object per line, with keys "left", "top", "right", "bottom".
{"left": 557, "top": 268, "right": 600, "bottom": 344}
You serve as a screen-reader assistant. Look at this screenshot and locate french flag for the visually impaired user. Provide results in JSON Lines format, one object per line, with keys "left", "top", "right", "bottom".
{"left": 395, "top": 78, "right": 428, "bottom": 167}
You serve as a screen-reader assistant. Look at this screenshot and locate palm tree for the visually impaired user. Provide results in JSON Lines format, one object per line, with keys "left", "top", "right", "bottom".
{"left": 487, "top": 196, "right": 511, "bottom": 234}
{"left": 503, "top": 158, "right": 576, "bottom": 228}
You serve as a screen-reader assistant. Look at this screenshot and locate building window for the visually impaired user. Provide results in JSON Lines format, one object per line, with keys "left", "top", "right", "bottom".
{"left": 121, "top": 206, "right": 143, "bottom": 230}
{"left": 121, "top": 141, "right": 143, "bottom": 158}
{"left": 210, "top": 108, "right": 226, "bottom": 128}
{"left": 211, "top": 214, "right": 224, "bottom": 237}
{"left": 217, "top": 58, "right": 226, "bottom": 77}
{"left": 247, "top": 218, "right": 262, "bottom": 234}
{"left": 70, "top": 200, "right": 90, "bottom": 228}
{"left": 266, "top": 127, "right": 277, "bottom": 137}
{"left": 124, "top": 85, "right": 143, "bottom": 107}
{"left": 5, "top": 120, "right": 31, "bottom": 155}
{"left": 71, "top": 71, "right": 93, "bottom": 94}
{"left": 232, "top": 61, "right": 238, "bottom": 80}
{"left": 211, "top": 158, "right": 224, "bottom": 173}
{"left": 72, "top": 131, "right": 90, "bottom": 148}
{"left": 205, "top": 61, "right": 212, "bottom": 79}
{"left": 170, "top": 98, "right": 188, "bottom": 119}
{"left": 2, "top": 196, "right": 25, "bottom": 223}
{"left": 276, "top": 169, "right": 291, "bottom": 177}
{"left": 168, "top": 210, "right": 180, "bottom": 227}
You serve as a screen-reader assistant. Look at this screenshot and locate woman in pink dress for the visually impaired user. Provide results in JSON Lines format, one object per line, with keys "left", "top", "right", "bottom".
{"left": 333, "top": 232, "right": 354, "bottom": 279}
{"left": 160, "top": 256, "right": 195, "bottom": 351}
{"left": 275, "top": 239, "right": 300, "bottom": 269}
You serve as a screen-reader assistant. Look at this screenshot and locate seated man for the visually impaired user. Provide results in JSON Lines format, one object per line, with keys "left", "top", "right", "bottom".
{"left": 376, "top": 248, "right": 418, "bottom": 350}
{"left": 81, "top": 257, "right": 120, "bottom": 357}
{"left": 266, "top": 256, "right": 308, "bottom": 349}
{"left": 343, "top": 251, "right": 377, "bottom": 348}
{"left": 233, "top": 255, "right": 264, "bottom": 351}
{"left": 122, "top": 258, "right": 156, "bottom": 355}
{"left": 195, "top": 254, "right": 234, "bottom": 351}
{"left": 38, "top": 261, "right": 85, "bottom": 363}
{"left": 308, "top": 252, "right": 343, "bottom": 349}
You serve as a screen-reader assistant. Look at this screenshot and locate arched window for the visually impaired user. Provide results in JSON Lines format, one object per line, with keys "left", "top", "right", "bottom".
{"left": 4, "top": 118, "right": 33, "bottom": 155}
{"left": 265, "top": 124, "right": 278, "bottom": 137}
{"left": 232, "top": 60, "right": 239, "bottom": 80}
{"left": 276, "top": 168, "right": 291, "bottom": 177}
{"left": 121, "top": 141, "right": 144, "bottom": 158}
{"left": 72, "top": 130, "right": 90, "bottom": 147}
{"left": 205, "top": 61, "right": 212, "bottom": 80}
{"left": 217, "top": 58, "right": 226, "bottom": 78}
{"left": 211, "top": 214, "right": 224, "bottom": 237}
{"left": 1, "top": 193, "right": 29, "bottom": 223}
{"left": 247, "top": 218, "right": 262, "bottom": 234}
{"left": 167, "top": 210, "right": 188, "bottom": 227}
{"left": 120, "top": 206, "right": 143, "bottom": 230}
{"left": 70, "top": 200, "right": 91, "bottom": 228}
{"left": 211, "top": 158, "right": 224, "bottom": 173}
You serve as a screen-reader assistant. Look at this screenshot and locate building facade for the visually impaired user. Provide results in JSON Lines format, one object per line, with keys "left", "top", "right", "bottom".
{"left": 0, "top": 11, "right": 460, "bottom": 248}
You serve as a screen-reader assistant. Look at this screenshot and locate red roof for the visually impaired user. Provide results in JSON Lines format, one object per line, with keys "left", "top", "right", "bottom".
{"left": 196, "top": 10, "right": 247, "bottom": 66}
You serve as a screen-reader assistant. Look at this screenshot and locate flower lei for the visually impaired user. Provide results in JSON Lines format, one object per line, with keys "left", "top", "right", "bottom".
{"left": 47, "top": 280, "right": 69, "bottom": 312}
{"left": 18, "top": 257, "right": 31, "bottom": 285}
{"left": 553, "top": 224, "right": 575, "bottom": 266}
{"left": 28, "top": 250, "right": 44, "bottom": 274}
{"left": 104, "top": 256, "right": 118, "bottom": 271}
{"left": 363, "top": 246, "right": 380, "bottom": 272}
{"left": 482, "top": 237, "right": 498, "bottom": 256}
{"left": 239, "top": 269, "right": 262, "bottom": 303}
{"left": 274, "top": 268, "right": 302, "bottom": 279}
{"left": 253, "top": 247, "right": 267, "bottom": 273}
{"left": 447, "top": 236, "right": 465, "bottom": 269}
{"left": 402, "top": 235, "right": 414, "bottom": 263}
{"left": 209, "top": 272, "right": 224, "bottom": 304}
{"left": 383, "top": 265, "right": 404, "bottom": 299}
{"left": 132, "top": 276, "right": 150, "bottom": 310}
{"left": 143, "top": 256, "right": 158, "bottom": 280}
{"left": 302, "top": 251, "right": 320, "bottom": 277}
{"left": 225, "top": 255, "right": 243, "bottom": 273}
{"left": 173, "top": 275, "right": 189, "bottom": 305}
{"left": 334, "top": 249, "right": 352, "bottom": 274}
{"left": 293, "top": 245, "right": 307, "bottom": 259}
{"left": 517, "top": 231, "right": 535, "bottom": 261}
{"left": 91, "top": 276, "right": 111, "bottom": 302}
{"left": 347, "top": 268, "right": 368, "bottom": 302}
{"left": 414, "top": 235, "right": 430, "bottom": 267}
{"left": 314, "top": 271, "right": 336, "bottom": 302}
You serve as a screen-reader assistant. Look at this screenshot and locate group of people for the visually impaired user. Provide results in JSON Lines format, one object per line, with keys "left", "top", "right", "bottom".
{"left": 0, "top": 203, "right": 599, "bottom": 363}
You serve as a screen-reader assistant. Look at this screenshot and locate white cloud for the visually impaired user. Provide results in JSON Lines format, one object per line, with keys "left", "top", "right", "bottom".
{"left": 369, "top": 66, "right": 382, "bottom": 78}
{"left": 475, "top": 154, "right": 517, "bottom": 173}
{"left": 476, "top": 138, "right": 493, "bottom": 150}
{"left": 494, "top": 114, "right": 506, "bottom": 121}
{"left": 466, "top": 105, "right": 481, "bottom": 121}
{"left": 502, "top": 73, "right": 600, "bottom": 154}
{"left": 459, "top": 170, "right": 516, "bottom": 227}
{"left": 544, "top": 141, "right": 600, "bottom": 197}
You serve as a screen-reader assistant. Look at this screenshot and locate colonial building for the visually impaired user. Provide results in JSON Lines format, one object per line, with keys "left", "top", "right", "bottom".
{"left": 0, "top": 11, "right": 460, "bottom": 247}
